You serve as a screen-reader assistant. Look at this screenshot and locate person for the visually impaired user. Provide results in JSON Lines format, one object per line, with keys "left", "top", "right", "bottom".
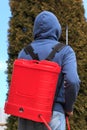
{"left": 18, "top": 11, "right": 80, "bottom": 130}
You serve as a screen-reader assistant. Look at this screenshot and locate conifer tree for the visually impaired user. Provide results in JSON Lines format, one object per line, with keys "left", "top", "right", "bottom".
{"left": 6, "top": 0, "right": 87, "bottom": 129}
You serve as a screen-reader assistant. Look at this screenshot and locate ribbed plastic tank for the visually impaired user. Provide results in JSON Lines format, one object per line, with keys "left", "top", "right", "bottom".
{"left": 4, "top": 59, "right": 61, "bottom": 123}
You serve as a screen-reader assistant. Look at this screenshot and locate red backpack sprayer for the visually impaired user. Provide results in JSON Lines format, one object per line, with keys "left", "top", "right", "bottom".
{"left": 4, "top": 26, "right": 71, "bottom": 130}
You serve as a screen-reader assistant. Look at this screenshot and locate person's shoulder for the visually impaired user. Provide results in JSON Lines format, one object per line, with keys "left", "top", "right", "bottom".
{"left": 64, "top": 45, "right": 75, "bottom": 54}
{"left": 18, "top": 49, "right": 25, "bottom": 59}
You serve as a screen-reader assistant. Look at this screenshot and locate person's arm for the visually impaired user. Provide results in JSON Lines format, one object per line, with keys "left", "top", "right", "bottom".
{"left": 62, "top": 46, "right": 80, "bottom": 114}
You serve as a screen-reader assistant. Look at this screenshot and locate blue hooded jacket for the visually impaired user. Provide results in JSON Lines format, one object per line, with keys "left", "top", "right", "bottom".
{"left": 18, "top": 11, "right": 80, "bottom": 113}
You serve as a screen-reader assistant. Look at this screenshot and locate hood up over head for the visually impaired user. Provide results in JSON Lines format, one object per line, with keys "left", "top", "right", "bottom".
{"left": 33, "top": 11, "right": 62, "bottom": 41}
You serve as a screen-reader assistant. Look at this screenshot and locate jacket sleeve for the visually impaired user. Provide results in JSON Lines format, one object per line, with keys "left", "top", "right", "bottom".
{"left": 62, "top": 46, "right": 80, "bottom": 112}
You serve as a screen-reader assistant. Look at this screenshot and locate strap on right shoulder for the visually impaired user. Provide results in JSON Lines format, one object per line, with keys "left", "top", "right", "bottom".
{"left": 46, "top": 43, "right": 66, "bottom": 61}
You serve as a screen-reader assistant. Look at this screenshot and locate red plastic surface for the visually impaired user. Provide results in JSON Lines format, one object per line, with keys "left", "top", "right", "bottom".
{"left": 4, "top": 59, "right": 61, "bottom": 123}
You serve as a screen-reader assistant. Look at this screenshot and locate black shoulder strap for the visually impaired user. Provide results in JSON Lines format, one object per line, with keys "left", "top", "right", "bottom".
{"left": 24, "top": 43, "right": 66, "bottom": 61}
{"left": 24, "top": 45, "right": 39, "bottom": 60}
{"left": 46, "top": 43, "right": 66, "bottom": 61}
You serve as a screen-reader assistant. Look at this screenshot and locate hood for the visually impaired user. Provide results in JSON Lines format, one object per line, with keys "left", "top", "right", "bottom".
{"left": 33, "top": 11, "right": 62, "bottom": 41}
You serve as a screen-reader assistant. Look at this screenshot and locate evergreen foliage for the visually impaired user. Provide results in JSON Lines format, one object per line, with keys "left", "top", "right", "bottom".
{"left": 6, "top": 116, "right": 18, "bottom": 130}
{"left": 6, "top": 0, "right": 87, "bottom": 129}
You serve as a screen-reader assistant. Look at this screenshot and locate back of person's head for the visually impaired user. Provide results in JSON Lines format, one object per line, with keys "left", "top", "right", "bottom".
{"left": 33, "top": 11, "right": 62, "bottom": 41}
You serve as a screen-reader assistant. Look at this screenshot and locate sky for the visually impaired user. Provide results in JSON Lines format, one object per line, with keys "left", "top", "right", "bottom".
{"left": 0, "top": 0, "right": 11, "bottom": 108}
{"left": 0, "top": 0, "right": 87, "bottom": 108}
